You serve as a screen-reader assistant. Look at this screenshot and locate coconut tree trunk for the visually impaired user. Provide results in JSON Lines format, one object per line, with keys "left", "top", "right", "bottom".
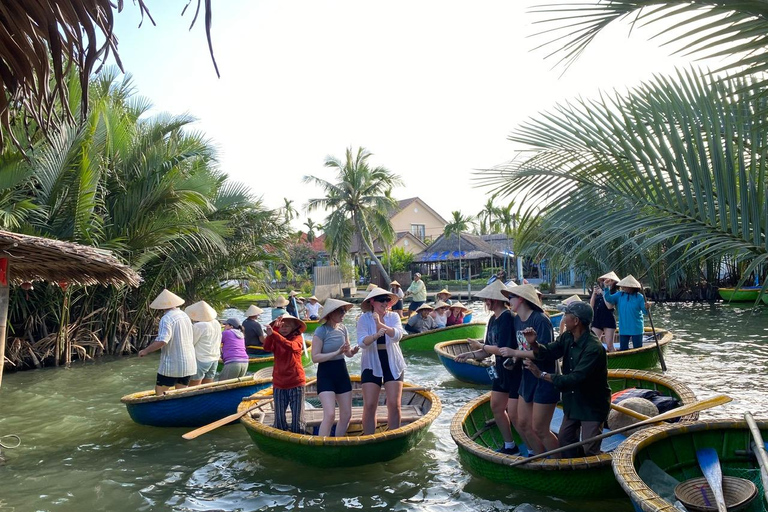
{"left": 360, "top": 235, "right": 391, "bottom": 285}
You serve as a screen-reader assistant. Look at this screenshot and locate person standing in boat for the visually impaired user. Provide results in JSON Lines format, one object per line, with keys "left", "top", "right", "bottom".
{"left": 286, "top": 290, "right": 301, "bottom": 318}
{"left": 272, "top": 295, "right": 289, "bottom": 320}
{"left": 500, "top": 284, "right": 559, "bottom": 456}
{"left": 139, "top": 289, "right": 196, "bottom": 396}
{"left": 311, "top": 299, "right": 359, "bottom": 437}
{"left": 456, "top": 280, "right": 521, "bottom": 456}
{"left": 264, "top": 314, "right": 308, "bottom": 434}
{"left": 404, "top": 272, "right": 427, "bottom": 314}
{"left": 405, "top": 303, "right": 437, "bottom": 334}
{"left": 357, "top": 287, "right": 406, "bottom": 435}
{"left": 218, "top": 318, "right": 249, "bottom": 380}
{"left": 390, "top": 281, "right": 405, "bottom": 317}
{"left": 185, "top": 301, "right": 221, "bottom": 387}
{"left": 603, "top": 275, "right": 649, "bottom": 351}
{"left": 591, "top": 272, "right": 619, "bottom": 351}
{"left": 242, "top": 305, "right": 266, "bottom": 351}
{"left": 510, "top": 301, "right": 610, "bottom": 458}
{"left": 304, "top": 296, "right": 321, "bottom": 320}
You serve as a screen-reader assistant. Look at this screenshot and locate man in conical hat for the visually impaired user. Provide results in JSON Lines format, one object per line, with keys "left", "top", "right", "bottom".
{"left": 304, "top": 296, "right": 321, "bottom": 320}
{"left": 243, "top": 304, "right": 266, "bottom": 350}
{"left": 405, "top": 303, "right": 437, "bottom": 334}
{"left": 139, "top": 289, "right": 196, "bottom": 395}
{"left": 186, "top": 300, "right": 221, "bottom": 386}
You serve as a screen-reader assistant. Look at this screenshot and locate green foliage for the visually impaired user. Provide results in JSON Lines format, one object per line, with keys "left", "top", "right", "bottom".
{"left": 382, "top": 247, "right": 414, "bottom": 273}
{"left": 286, "top": 242, "right": 318, "bottom": 277}
{"left": 539, "top": 282, "right": 550, "bottom": 293}
{"left": 300, "top": 280, "right": 313, "bottom": 295}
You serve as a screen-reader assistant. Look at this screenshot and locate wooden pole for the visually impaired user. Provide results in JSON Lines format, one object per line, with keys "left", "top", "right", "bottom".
{"left": 0, "top": 258, "right": 9, "bottom": 390}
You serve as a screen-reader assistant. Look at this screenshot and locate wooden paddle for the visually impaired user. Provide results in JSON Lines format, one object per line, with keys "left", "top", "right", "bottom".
{"left": 507, "top": 394, "right": 732, "bottom": 466}
{"left": 644, "top": 295, "right": 667, "bottom": 372}
{"left": 610, "top": 402, "right": 652, "bottom": 421}
{"left": 182, "top": 397, "right": 274, "bottom": 440}
{"left": 697, "top": 447, "right": 727, "bottom": 512}
{"left": 744, "top": 412, "right": 768, "bottom": 504}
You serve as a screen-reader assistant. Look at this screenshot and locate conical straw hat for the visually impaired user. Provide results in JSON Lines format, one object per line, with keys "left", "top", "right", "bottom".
{"left": 433, "top": 300, "right": 450, "bottom": 310}
{"left": 307, "top": 296, "right": 319, "bottom": 302}
{"left": 318, "top": 298, "right": 353, "bottom": 322}
{"left": 149, "top": 289, "right": 185, "bottom": 309}
{"left": 366, "top": 283, "right": 378, "bottom": 292}
{"left": 502, "top": 283, "right": 544, "bottom": 312}
{"left": 475, "top": 279, "right": 510, "bottom": 302}
{"left": 560, "top": 294, "right": 581, "bottom": 305}
{"left": 273, "top": 295, "right": 289, "bottom": 307}
{"left": 599, "top": 271, "right": 621, "bottom": 282}
{"left": 269, "top": 313, "right": 307, "bottom": 333}
{"left": 288, "top": 290, "right": 300, "bottom": 297}
{"left": 617, "top": 274, "right": 642, "bottom": 289}
{"left": 389, "top": 280, "right": 401, "bottom": 287}
{"left": 416, "top": 303, "right": 434, "bottom": 312}
{"left": 361, "top": 287, "right": 398, "bottom": 312}
{"left": 436, "top": 289, "right": 451, "bottom": 297}
{"left": 244, "top": 304, "right": 264, "bottom": 318}
{"left": 185, "top": 300, "right": 217, "bottom": 322}
{"left": 449, "top": 301, "right": 471, "bottom": 314}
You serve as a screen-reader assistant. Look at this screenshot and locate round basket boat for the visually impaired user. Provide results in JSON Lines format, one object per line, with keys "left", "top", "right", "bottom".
{"left": 612, "top": 419, "right": 768, "bottom": 512}
{"left": 718, "top": 287, "right": 761, "bottom": 302}
{"left": 303, "top": 319, "right": 320, "bottom": 334}
{"left": 239, "top": 376, "right": 441, "bottom": 467}
{"left": 434, "top": 339, "right": 492, "bottom": 387}
{"left": 545, "top": 309, "right": 564, "bottom": 329}
{"left": 401, "top": 322, "right": 486, "bottom": 352}
{"left": 451, "top": 369, "right": 698, "bottom": 498}
{"left": 219, "top": 339, "right": 313, "bottom": 373}
{"left": 121, "top": 375, "right": 272, "bottom": 427}
{"left": 608, "top": 328, "right": 673, "bottom": 370}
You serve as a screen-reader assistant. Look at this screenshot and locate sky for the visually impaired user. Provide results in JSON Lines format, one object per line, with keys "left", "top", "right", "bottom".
{"left": 109, "top": 1, "right": 698, "bottom": 230}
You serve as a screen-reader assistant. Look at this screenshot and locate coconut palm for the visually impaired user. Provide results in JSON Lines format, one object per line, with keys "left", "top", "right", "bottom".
{"left": 304, "top": 218, "right": 319, "bottom": 243}
{"left": 443, "top": 211, "right": 474, "bottom": 281}
{"left": 304, "top": 147, "right": 402, "bottom": 284}
{"left": 477, "top": 199, "right": 499, "bottom": 235}
{"left": 283, "top": 198, "right": 298, "bottom": 223}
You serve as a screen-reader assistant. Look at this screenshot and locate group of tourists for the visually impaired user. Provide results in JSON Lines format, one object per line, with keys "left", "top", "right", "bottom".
{"left": 271, "top": 292, "right": 323, "bottom": 321}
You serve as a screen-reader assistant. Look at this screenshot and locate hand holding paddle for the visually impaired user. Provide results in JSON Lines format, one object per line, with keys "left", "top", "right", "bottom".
{"left": 697, "top": 447, "right": 727, "bottom": 512}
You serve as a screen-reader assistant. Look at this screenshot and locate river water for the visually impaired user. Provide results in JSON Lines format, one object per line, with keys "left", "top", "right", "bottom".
{"left": 1, "top": 302, "right": 766, "bottom": 512}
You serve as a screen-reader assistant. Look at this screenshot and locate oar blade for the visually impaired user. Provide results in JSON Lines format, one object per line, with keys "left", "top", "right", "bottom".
{"left": 697, "top": 447, "right": 727, "bottom": 512}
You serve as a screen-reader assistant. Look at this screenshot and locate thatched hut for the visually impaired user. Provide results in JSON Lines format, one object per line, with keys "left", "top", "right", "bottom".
{"left": 412, "top": 232, "right": 506, "bottom": 281}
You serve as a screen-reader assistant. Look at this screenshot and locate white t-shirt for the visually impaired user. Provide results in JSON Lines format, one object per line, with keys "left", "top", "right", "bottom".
{"left": 192, "top": 319, "right": 222, "bottom": 363}
{"left": 305, "top": 301, "right": 321, "bottom": 317}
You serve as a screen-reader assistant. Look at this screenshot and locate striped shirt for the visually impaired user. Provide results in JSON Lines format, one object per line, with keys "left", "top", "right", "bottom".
{"left": 156, "top": 308, "right": 196, "bottom": 377}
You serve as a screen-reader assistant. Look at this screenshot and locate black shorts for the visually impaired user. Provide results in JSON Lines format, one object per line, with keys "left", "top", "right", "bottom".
{"left": 392, "top": 299, "right": 403, "bottom": 311}
{"left": 520, "top": 370, "right": 561, "bottom": 404}
{"left": 491, "top": 364, "right": 522, "bottom": 399}
{"left": 317, "top": 359, "right": 353, "bottom": 394}
{"left": 593, "top": 307, "right": 617, "bottom": 330}
{"left": 361, "top": 349, "right": 404, "bottom": 386}
{"left": 156, "top": 373, "right": 192, "bottom": 387}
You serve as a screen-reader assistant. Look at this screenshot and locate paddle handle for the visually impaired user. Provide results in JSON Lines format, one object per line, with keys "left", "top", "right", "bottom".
{"left": 744, "top": 412, "right": 768, "bottom": 504}
{"left": 182, "top": 397, "right": 274, "bottom": 440}
{"left": 644, "top": 294, "right": 667, "bottom": 372}
{"left": 610, "top": 402, "right": 652, "bottom": 421}
{"left": 507, "top": 395, "right": 732, "bottom": 467}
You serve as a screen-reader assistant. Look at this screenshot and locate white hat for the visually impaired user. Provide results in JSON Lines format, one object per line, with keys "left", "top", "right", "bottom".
{"left": 449, "top": 301, "right": 471, "bottom": 314}
{"left": 288, "top": 290, "right": 300, "bottom": 297}
{"left": 560, "top": 294, "right": 581, "bottom": 305}
{"left": 244, "top": 304, "right": 264, "bottom": 318}
{"left": 273, "top": 295, "right": 289, "bottom": 307}
{"left": 318, "top": 298, "right": 353, "bottom": 322}
{"left": 433, "top": 300, "right": 450, "bottom": 310}
{"left": 185, "top": 300, "right": 217, "bottom": 322}
{"left": 307, "top": 295, "right": 319, "bottom": 302}
{"left": 366, "top": 283, "right": 378, "bottom": 292}
{"left": 416, "top": 303, "right": 434, "bottom": 312}
{"left": 599, "top": 271, "right": 621, "bottom": 282}
{"left": 617, "top": 274, "right": 643, "bottom": 289}
{"left": 502, "top": 283, "right": 544, "bottom": 312}
{"left": 149, "top": 289, "right": 185, "bottom": 309}
{"left": 474, "top": 279, "right": 509, "bottom": 302}
{"left": 269, "top": 313, "right": 307, "bottom": 333}
{"left": 361, "top": 287, "right": 398, "bottom": 312}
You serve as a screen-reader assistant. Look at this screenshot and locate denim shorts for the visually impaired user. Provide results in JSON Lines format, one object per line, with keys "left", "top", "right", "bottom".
{"left": 520, "top": 371, "right": 560, "bottom": 404}
{"left": 194, "top": 360, "right": 218, "bottom": 381}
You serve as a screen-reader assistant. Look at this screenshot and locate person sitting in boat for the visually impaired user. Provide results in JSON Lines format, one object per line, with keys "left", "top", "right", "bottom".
{"left": 264, "top": 314, "right": 308, "bottom": 434}
{"left": 501, "top": 284, "right": 559, "bottom": 457}
{"left": 356, "top": 287, "right": 406, "bottom": 435}
{"left": 304, "top": 296, "right": 321, "bottom": 320}
{"left": 556, "top": 294, "right": 582, "bottom": 336}
{"left": 138, "top": 289, "right": 196, "bottom": 396}
{"left": 506, "top": 301, "right": 610, "bottom": 458}
{"left": 603, "top": 275, "right": 649, "bottom": 351}
{"left": 219, "top": 318, "right": 249, "bottom": 380}
{"left": 446, "top": 302, "right": 470, "bottom": 326}
{"left": 404, "top": 272, "right": 427, "bottom": 314}
{"left": 272, "top": 295, "right": 289, "bottom": 320}
{"left": 405, "top": 303, "right": 437, "bottom": 334}
{"left": 243, "top": 304, "right": 266, "bottom": 353}
{"left": 435, "top": 288, "right": 453, "bottom": 306}
{"left": 591, "top": 272, "right": 619, "bottom": 351}
{"left": 456, "top": 280, "right": 521, "bottom": 456}
{"left": 185, "top": 301, "right": 221, "bottom": 387}
{"left": 390, "top": 281, "right": 405, "bottom": 317}
{"left": 431, "top": 301, "right": 450, "bottom": 329}
{"left": 311, "top": 298, "right": 359, "bottom": 437}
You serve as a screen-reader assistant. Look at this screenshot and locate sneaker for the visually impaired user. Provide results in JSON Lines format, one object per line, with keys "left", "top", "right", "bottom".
{"left": 495, "top": 445, "right": 520, "bottom": 456}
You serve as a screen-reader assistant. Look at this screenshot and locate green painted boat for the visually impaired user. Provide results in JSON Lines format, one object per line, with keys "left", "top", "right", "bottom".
{"left": 451, "top": 369, "right": 698, "bottom": 498}
{"left": 719, "top": 287, "right": 762, "bottom": 302}
{"left": 303, "top": 319, "right": 320, "bottom": 334}
{"left": 218, "top": 339, "right": 313, "bottom": 373}
{"left": 612, "top": 419, "right": 768, "bottom": 512}
{"left": 608, "top": 329, "right": 673, "bottom": 370}
{"left": 401, "top": 322, "right": 486, "bottom": 352}
{"left": 239, "top": 376, "right": 441, "bottom": 467}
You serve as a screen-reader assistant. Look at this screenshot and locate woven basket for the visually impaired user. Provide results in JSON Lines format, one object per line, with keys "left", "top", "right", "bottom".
{"left": 674, "top": 476, "right": 757, "bottom": 512}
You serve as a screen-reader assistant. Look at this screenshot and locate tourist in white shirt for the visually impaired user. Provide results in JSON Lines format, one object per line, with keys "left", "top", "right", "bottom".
{"left": 185, "top": 300, "right": 222, "bottom": 386}
{"left": 304, "top": 296, "right": 322, "bottom": 320}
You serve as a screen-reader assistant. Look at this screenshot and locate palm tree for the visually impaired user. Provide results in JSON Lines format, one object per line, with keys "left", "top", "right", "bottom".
{"left": 304, "top": 147, "right": 402, "bottom": 284}
{"left": 304, "top": 218, "right": 319, "bottom": 243}
{"left": 477, "top": 199, "right": 499, "bottom": 235}
{"left": 443, "top": 211, "right": 474, "bottom": 281}
{"left": 282, "top": 198, "right": 298, "bottom": 223}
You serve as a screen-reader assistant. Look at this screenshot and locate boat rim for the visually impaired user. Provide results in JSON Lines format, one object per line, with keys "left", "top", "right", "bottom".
{"left": 402, "top": 321, "right": 485, "bottom": 340}
{"left": 120, "top": 375, "right": 273, "bottom": 404}
{"left": 433, "top": 339, "right": 492, "bottom": 368}
{"left": 608, "top": 329, "right": 672, "bottom": 357}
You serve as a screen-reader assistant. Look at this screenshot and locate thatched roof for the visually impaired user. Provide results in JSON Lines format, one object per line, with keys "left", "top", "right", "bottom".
{"left": 413, "top": 232, "right": 504, "bottom": 262}
{"left": 0, "top": 230, "right": 140, "bottom": 287}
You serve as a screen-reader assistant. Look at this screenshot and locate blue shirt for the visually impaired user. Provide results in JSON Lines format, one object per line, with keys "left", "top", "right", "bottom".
{"left": 603, "top": 289, "right": 647, "bottom": 335}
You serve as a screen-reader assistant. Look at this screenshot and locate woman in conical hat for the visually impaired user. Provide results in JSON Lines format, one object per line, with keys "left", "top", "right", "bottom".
{"left": 446, "top": 301, "right": 470, "bottom": 326}
{"left": 603, "top": 274, "right": 649, "bottom": 351}
{"left": 431, "top": 300, "right": 450, "bottom": 328}
{"left": 455, "top": 279, "right": 520, "bottom": 455}
{"left": 389, "top": 281, "right": 405, "bottom": 317}
{"left": 186, "top": 301, "right": 221, "bottom": 386}
{"left": 264, "top": 313, "right": 308, "bottom": 433}
{"left": 356, "top": 286, "right": 406, "bottom": 435}
{"left": 435, "top": 288, "right": 453, "bottom": 305}
{"left": 272, "top": 295, "right": 289, "bottom": 320}
{"left": 501, "top": 284, "right": 559, "bottom": 456}
{"left": 243, "top": 305, "right": 266, "bottom": 350}
{"left": 592, "top": 273, "right": 618, "bottom": 352}
{"left": 311, "top": 298, "right": 359, "bottom": 437}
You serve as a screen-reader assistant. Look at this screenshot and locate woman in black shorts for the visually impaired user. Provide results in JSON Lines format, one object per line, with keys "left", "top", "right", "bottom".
{"left": 311, "top": 298, "right": 359, "bottom": 437}
{"left": 591, "top": 271, "right": 619, "bottom": 352}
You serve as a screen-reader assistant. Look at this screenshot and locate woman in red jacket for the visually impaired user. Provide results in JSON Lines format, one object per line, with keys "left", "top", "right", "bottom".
{"left": 264, "top": 314, "right": 307, "bottom": 433}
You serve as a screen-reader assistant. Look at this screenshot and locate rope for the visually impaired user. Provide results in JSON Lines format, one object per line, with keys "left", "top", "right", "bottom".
{"left": 0, "top": 434, "right": 21, "bottom": 449}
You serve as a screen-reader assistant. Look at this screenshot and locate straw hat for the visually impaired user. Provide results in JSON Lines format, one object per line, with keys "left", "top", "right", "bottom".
{"left": 599, "top": 271, "right": 621, "bottom": 282}
{"left": 361, "top": 287, "right": 398, "bottom": 312}
{"left": 436, "top": 288, "right": 451, "bottom": 298}
{"left": 617, "top": 274, "right": 643, "bottom": 290}
{"left": 449, "top": 301, "right": 471, "bottom": 314}
{"left": 416, "top": 303, "right": 434, "bottom": 312}
{"left": 475, "top": 279, "right": 510, "bottom": 302}
{"left": 561, "top": 294, "right": 581, "bottom": 305}
{"left": 288, "top": 290, "right": 300, "bottom": 297}
{"left": 269, "top": 313, "right": 307, "bottom": 333}
{"left": 365, "top": 283, "right": 378, "bottom": 292}
{"left": 273, "top": 295, "right": 289, "bottom": 307}
{"left": 244, "top": 304, "right": 264, "bottom": 318}
{"left": 389, "top": 280, "right": 401, "bottom": 287}
{"left": 433, "top": 300, "right": 450, "bottom": 310}
{"left": 307, "top": 295, "right": 319, "bottom": 302}
{"left": 185, "top": 300, "right": 217, "bottom": 322}
{"left": 149, "top": 289, "right": 185, "bottom": 309}
{"left": 318, "top": 298, "right": 353, "bottom": 322}
{"left": 501, "top": 283, "right": 544, "bottom": 312}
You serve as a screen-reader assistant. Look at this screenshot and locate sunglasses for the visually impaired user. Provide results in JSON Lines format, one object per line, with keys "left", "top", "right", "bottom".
{"left": 372, "top": 296, "right": 391, "bottom": 303}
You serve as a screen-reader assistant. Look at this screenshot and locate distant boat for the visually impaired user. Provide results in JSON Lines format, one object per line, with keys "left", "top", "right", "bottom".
{"left": 401, "top": 323, "right": 486, "bottom": 352}
{"left": 718, "top": 286, "right": 762, "bottom": 302}
{"left": 226, "top": 339, "right": 313, "bottom": 373}
{"left": 608, "top": 328, "right": 672, "bottom": 370}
